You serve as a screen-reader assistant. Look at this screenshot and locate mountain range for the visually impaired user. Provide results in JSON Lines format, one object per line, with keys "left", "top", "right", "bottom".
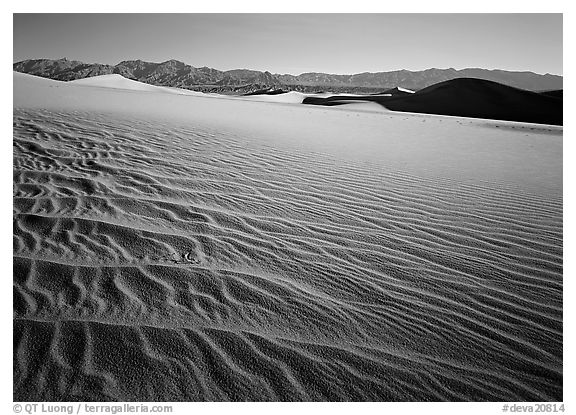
{"left": 13, "top": 58, "right": 563, "bottom": 93}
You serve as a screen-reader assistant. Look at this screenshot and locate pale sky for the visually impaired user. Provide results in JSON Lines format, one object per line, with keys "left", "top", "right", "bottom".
{"left": 13, "top": 14, "right": 563, "bottom": 75}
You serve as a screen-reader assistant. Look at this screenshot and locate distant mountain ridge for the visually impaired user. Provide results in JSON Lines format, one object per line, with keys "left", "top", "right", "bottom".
{"left": 13, "top": 58, "right": 563, "bottom": 93}
{"left": 277, "top": 68, "right": 563, "bottom": 91}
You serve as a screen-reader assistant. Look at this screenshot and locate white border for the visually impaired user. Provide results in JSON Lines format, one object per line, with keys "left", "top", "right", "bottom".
{"left": 3, "top": 3, "right": 572, "bottom": 414}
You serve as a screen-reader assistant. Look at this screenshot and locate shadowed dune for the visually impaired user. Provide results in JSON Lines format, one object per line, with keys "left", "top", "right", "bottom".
{"left": 13, "top": 73, "right": 562, "bottom": 401}
{"left": 539, "top": 90, "right": 563, "bottom": 99}
{"left": 243, "top": 88, "right": 288, "bottom": 96}
{"left": 303, "top": 78, "right": 563, "bottom": 125}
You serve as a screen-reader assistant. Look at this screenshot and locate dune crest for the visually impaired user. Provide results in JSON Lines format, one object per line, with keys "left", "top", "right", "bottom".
{"left": 70, "top": 74, "right": 204, "bottom": 96}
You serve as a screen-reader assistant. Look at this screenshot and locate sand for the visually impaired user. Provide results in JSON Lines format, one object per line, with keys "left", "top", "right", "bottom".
{"left": 303, "top": 78, "right": 563, "bottom": 125}
{"left": 13, "top": 72, "right": 562, "bottom": 401}
{"left": 70, "top": 74, "right": 206, "bottom": 97}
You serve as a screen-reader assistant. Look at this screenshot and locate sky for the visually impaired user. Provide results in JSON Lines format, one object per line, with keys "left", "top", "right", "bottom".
{"left": 13, "top": 14, "right": 563, "bottom": 75}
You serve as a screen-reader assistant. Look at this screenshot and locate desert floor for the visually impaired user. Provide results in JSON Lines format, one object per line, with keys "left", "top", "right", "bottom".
{"left": 13, "top": 73, "right": 562, "bottom": 401}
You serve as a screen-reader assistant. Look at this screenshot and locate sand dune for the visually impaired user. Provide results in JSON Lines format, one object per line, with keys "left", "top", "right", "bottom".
{"left": 381, "top": 87, "right": 415, "bottom": 95}
{"left": 540, "top": 90, "right": 563, "bottom": 99}
{"left": 70, "top": 74, "right": 205, "bottom": 96}
{"left": 303, "top": 78, "right": 563, "bottom": 125}
{"left": 237, "top": 90, "right": 367, "bottom": 104}
{"left": 14, "top": 71, "right": 64, "bottom": 86}
{"left": 13, "top": 72, "right": 562, "bottom": 401}
{"left": 239, "top": 89, "right": 374, "bottom": 105}
{"left": 70, "top": 74, "right": 166, "bottom": 91}
{"left": 236, "top": 91, "right": 311, "bottom": 104}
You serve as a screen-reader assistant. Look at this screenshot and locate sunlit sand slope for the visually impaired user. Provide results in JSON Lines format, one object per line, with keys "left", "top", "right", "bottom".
{"left": 13, "top": 73, "right": 562, "bottom": 401}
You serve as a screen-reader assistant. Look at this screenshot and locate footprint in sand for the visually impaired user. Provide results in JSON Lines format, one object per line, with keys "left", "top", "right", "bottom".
{"left": 165, "top": 251, "right": 201, "bottom": 264}
{"left": 183, "top": 251, "right": 201, "bottom": 264}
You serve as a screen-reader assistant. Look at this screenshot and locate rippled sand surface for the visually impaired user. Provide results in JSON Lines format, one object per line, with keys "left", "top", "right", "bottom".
{"left": 13, "top": 75, "right": 562, "bottom": 401}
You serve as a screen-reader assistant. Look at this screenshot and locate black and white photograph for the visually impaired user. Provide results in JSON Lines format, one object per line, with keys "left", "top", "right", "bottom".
{"left": 10, "top": 10, "right": 567, "bottom": 408}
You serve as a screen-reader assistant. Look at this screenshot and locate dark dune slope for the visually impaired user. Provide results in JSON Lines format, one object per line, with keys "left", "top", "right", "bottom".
{"left": 303, "top": 78, "right": 563, "bottom": 125}
{"left": 540, "top": 90, "right": 563, "bottom": 99}
{"left": 243, "top": 88, "right": 287, "bottom": 96}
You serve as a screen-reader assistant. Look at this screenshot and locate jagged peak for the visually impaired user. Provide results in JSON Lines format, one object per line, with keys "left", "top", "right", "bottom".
{"left": 159, "top": 59, "right": 187, "bottom": 66}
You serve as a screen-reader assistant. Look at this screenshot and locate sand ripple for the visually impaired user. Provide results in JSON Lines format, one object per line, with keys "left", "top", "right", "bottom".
{"left": 13, "top": 109, "right": 562, "bottom": 401}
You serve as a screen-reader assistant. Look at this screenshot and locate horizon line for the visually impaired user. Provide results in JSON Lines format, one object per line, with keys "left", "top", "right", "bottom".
{"left": 12, "top": 57, "right": 564, "bottom": 78}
